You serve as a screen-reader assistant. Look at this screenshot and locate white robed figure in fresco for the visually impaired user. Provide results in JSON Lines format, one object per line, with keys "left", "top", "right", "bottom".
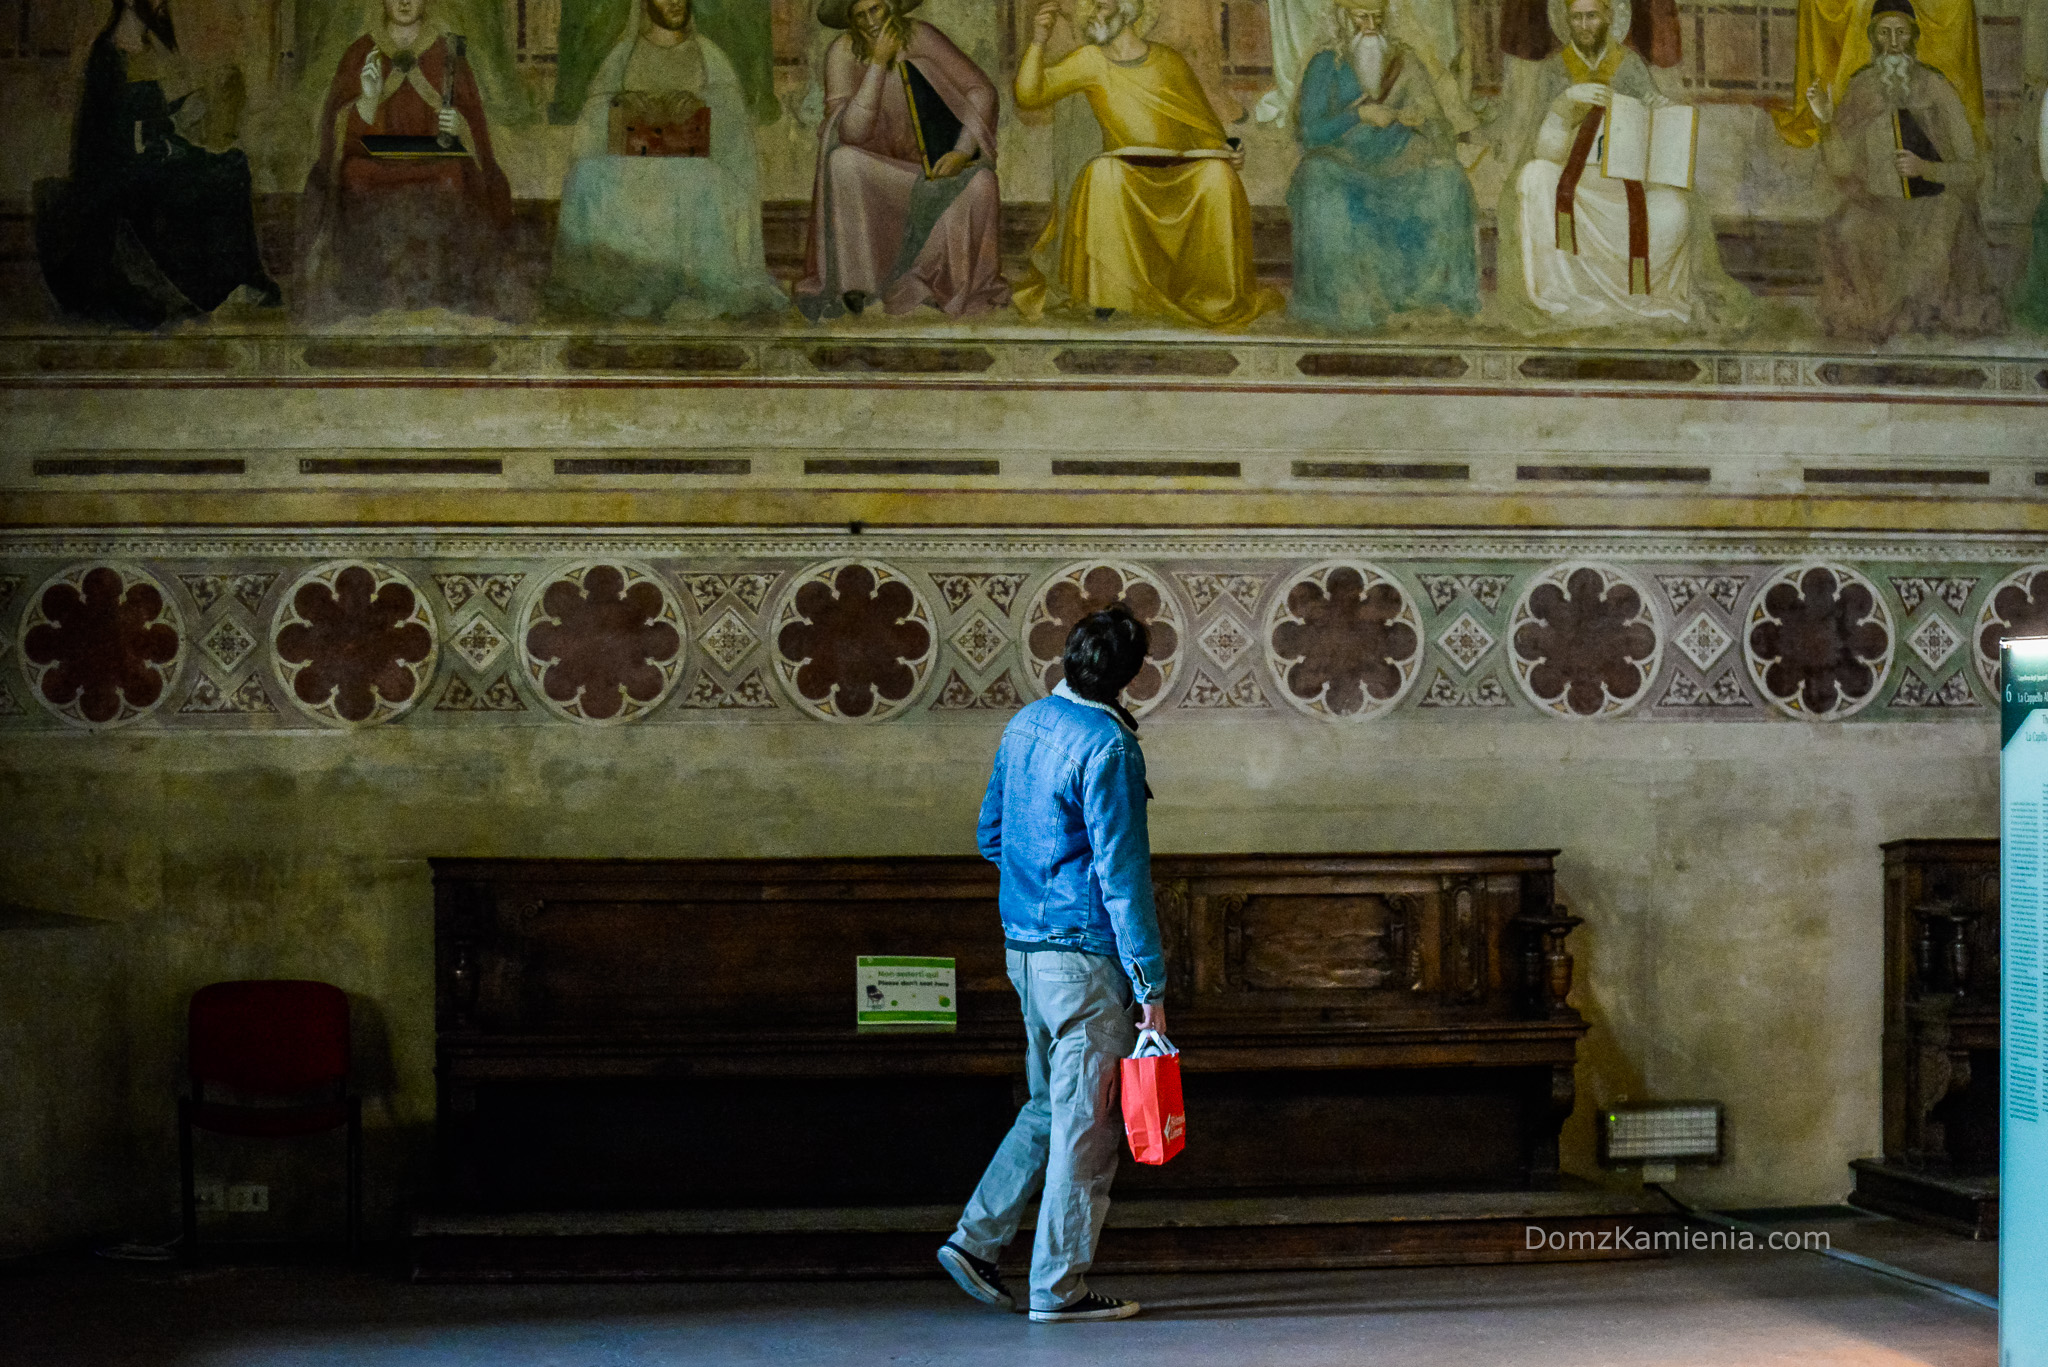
{"left": 1494, "top": 0, "right": 1750, "bottom": 331}
{"left": 549, "top": 0, "right": 785, "bottom": 320}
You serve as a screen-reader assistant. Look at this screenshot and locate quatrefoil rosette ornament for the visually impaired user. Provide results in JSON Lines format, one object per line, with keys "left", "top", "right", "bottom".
{"left": 271, "top": 561, "right": 439, "bottom": 727}
{"left": 773, "top": 559, "right": 936, "bottom": 722}
{"left": 1023, "top": 561, "right": 1182, "bottom": 718}
{"left": 19, "top": 562, "right": 186, "bottom": 728}
{"left": 1743, "top": 561, "right": 1894, "bottom": 721}
{"left": 519, "top": 561, "right": 687, "bottom": 724}
{"left": 1507, "top": 562, "right": 1663, "bottom": 719}
{"left": 1263, "top": 560, "right": 1422, "bottom": 720}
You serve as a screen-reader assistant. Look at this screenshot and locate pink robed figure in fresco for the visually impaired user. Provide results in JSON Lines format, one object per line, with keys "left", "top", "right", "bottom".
{"left": 795, "top": 0, "right": 1009, "bottom": 320}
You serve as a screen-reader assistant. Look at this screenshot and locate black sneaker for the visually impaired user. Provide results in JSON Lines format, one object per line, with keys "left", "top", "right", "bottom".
{"left": 936, "top": 1242, "right": 1012, "bottom": 1309}
{"left": 1028, "top": 1291, "right": 1140, "bottom": 1323}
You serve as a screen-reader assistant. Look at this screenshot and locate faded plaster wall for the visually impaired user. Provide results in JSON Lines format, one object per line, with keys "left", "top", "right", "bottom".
{"left": 0, "top": 713, "right": 1996, "bottom": 1250}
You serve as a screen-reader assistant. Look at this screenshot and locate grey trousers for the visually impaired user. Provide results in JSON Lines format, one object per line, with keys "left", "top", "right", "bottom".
{"left": 951, "top": 948, "right": 1138, "bottom": 1310}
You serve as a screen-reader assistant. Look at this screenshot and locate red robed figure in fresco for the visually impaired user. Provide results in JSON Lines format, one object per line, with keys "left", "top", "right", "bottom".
{"left": 299, "top": 0, "right": 515, "bottom": 317}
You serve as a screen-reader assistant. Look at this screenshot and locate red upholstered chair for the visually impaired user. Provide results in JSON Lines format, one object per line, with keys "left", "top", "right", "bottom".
{"left": 179, "top": 980, "right": 361, "bottom": 1255}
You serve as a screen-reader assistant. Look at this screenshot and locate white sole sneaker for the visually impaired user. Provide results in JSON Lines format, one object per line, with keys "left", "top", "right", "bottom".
{"left": 1027, "top": 1296, "right": 1140, "bottom": 1323}
{"left": 936, "top": 1243, "right": 1013, "bottom": 1309}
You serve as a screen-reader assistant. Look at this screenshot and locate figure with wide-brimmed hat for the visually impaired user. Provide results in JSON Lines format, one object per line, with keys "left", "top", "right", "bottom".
{"left": 793, "top": 0, "right": 1009, "bottom": 320}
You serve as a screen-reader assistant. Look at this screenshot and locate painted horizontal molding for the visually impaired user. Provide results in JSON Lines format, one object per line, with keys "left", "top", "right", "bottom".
{"left": 2, "top": 331, "right": 2042, "bottom": 407}
{"left": 2, "top": 533, "right": 2042, "bottom": 732}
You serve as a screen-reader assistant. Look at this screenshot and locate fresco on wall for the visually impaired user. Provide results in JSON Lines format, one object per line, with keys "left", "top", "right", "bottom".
{"left": 8, "top": 0, "right": 2048, "bottom": 347}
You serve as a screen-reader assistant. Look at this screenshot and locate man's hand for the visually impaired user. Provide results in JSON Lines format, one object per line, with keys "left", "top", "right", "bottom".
{"left": 1805, "top": 80, "right": 1834, "bottom": 125}
{"left": 1353, "top": 100, "right": 1397, "bottom": 128}
{"left": 1564, "top": 81, "right": 1612, "bottom": 108}
{"left": 868, "top": 25, "right": 903, "bottom": 66}
{"left": 1031, "top": 0, "right": 1060, "bottom": 45}
{"left": 930, "top": 148, "right": 974, "bottom": 178}
{"left": 437, "top": 105, "right": 459, "bottom": 137}
{"left": 1895, "top": 148, "right": 1930, "bottom": 178}
{"left": 360, "top": 51, "right": 384, "bottom": 106}
{"left": 1137, "top": 1000, "right": 1167, "bottom": 1034}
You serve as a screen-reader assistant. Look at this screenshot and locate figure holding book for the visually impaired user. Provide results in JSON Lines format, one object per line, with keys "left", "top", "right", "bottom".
{"left": 1012, "top": 0, "right": 1281, "bottom": 328}
{"left": 549, "top": 0, "right": 785, "bottom": 320}
{"left": 1286, "top": 0, "right": 1480, "bottom": 331}
{"left": 1808, "top": 0, "right": 2001, "bottom": 339}
{"left": 794, "top": 0, "right": 1008, "bottom": 321}
{"left": 298, "top": 0, "right": 514, "bottom": 318}
{"left": 1495, "top": 0, "right": 1751, "bottom": 332}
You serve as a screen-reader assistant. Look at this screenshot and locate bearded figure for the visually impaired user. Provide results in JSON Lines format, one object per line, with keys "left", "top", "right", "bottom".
{"left": 1012, "top": 0, "right": 1281, "bottom": 328}
{"left": 793, "top": 0, "right": 1008, "bottom": 320}
{"left": 1808, "top": 0, "right": 2001, "bottom": 339}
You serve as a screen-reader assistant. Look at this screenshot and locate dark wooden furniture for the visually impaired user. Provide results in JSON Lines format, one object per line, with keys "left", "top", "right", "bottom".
{"left": 1850, "top": 838, "right": 1999, "bottom": 1238}
{"left": 420, "top": 852, "right": 1650, "bottom": 1277}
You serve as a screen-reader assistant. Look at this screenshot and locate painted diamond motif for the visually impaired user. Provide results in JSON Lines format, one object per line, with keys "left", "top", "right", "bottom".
{"left": 950, "top": 611, "right": 1010, "bottom": 671}
{"left": 1908, "top": 614, "right": 1962, "bottom": 671}
{"left": 1198, "top": 613, "right": 1253, "bottom": 671}
{"left": 1434, "top": 611, "right": 1495, "bottom": 674}
{"left": 698, "top": 608, "right": 758, "bottom": 672}
{"left": 1673, "top": 610, "right": 1733, "bottom": 672}
{"left": 450, "top": 612, "right": 510, "bottom": 672}
{"left": 200, "top": 615, "right": 257, "bottom": 673}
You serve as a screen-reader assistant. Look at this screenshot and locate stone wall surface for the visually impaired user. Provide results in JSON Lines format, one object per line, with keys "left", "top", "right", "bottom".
{"left": 0, "top": 708, "right": 1997, "bottom": 1248}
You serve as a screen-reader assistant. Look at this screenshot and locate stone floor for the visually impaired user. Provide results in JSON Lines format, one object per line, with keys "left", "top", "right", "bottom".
{"left": 0, "top": 1213, "right": 1998, "bottom": 1367}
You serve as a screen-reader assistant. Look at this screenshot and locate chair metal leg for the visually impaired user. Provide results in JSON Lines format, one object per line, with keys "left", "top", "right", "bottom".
{"left": 346, "top": 1096, "right": 362, "bottom": 1261}
{"left": 177, "top": 1097, "right": 197, "bottom": 1254}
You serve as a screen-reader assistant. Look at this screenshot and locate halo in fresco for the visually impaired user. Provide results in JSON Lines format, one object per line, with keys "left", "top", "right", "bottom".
{"left": 773, "top": 559, "right": 936, "bottom": 722}
{"left": 520, "top": 561, "right": 686, "bottom": 724}
{"left": 1264, "top": 560, "right": 1423, "bottom": 720}
{"left": 19, "top": 562, "right": 185, "bottom": 728}
{"left": 272, "top": 561, "right": 439, "bottom": 728}
{"left": 1743, "top": 561, "right": 1894, "bottom": 720}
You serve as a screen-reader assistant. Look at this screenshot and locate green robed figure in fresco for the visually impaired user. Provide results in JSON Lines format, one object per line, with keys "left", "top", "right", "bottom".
{"left": 547, "top": 0, "right": 785, "bottom": 320}
{"left": 1286, "top": 0, "right": 1479, "bottom": 331}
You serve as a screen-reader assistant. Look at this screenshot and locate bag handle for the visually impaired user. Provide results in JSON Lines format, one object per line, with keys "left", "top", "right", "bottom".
{"left": 1130, "top": 1027, "right": 1179, "bottom": 1058}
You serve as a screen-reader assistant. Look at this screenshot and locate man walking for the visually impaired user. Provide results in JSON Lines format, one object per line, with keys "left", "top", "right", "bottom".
{"left": 938, "top": 605, "right": 1166, "bottom": 1323}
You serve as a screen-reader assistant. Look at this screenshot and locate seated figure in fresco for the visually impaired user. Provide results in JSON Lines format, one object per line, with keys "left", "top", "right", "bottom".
{"left": 549, "top": 0, "right": 785, "bottom": 320}
{"left": 1012, "top": 0, "right": 1281, "bottom": 327}
{"left": 1495, "top": 0, "right": 1750, "bottom": 332}
{"left": 1808, "top": 0, "right": 2002, "bottom": 340}
{"left": 1286, "top": 0, "right": 1479, "bottom": 331}
{"left": 38, "top": 0, "right": 279, "bottom": 327}
{"left": 794, "top": 0, "right": 1009, "bottom": 321}
{"left": 298, "top": 0, "right": 515, "bottom": 318}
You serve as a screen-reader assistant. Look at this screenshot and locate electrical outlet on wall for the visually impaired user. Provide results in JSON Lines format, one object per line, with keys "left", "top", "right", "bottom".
{"left": 191, "top": 1179, "right": 226, "bottom": 1213}
{"left": 225, "top": 1183, "right": 269, "bottom": 1213}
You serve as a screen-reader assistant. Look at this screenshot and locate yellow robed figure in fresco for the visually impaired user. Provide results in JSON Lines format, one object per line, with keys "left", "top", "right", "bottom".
{"left": 1771, "top": 0, "right": 1984, "bottom": 146}
{"left": 1012, "top": 0, "right": 1282, "bottom": 327}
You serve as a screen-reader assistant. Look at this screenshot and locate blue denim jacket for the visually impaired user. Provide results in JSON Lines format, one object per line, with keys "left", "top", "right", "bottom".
{"left": 976, "top": 681, "right": 1166, "bottom": 1002}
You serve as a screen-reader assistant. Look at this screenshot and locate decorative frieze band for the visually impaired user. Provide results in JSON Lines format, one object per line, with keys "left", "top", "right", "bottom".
{"left": 3, "top": 530, "right": 2043, "bottom": 731}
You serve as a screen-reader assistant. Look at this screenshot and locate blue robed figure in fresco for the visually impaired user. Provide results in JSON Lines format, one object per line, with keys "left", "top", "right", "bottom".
{"left": 1286, "top": 0, "right": 1479, "bottom": 330}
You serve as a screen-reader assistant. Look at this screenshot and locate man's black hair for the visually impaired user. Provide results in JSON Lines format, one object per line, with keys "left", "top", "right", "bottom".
{"left": 1062, "top": 605, "right": 1150, "bottom": 706}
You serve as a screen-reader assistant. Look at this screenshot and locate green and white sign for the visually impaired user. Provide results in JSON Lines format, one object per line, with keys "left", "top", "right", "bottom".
{"left": 856, "top": 956, "right": 956, "bottom": 1032}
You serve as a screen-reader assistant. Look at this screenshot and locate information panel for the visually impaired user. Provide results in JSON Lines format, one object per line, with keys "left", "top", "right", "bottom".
{"left": 2003, "top": 639, "right": 2048, "bottom": 1363}
{"left": 855, "top": 956, "right": 956, "bottom": 1033}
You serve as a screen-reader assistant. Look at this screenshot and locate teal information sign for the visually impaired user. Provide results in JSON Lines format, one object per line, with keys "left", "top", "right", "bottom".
{"left": 2003, "top": 639, "right": 2048, "bottom": 1364}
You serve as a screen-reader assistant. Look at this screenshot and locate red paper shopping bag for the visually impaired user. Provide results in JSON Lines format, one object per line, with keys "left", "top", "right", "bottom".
{"left": 1120, "top": 1029, "right": 1185, "bottom": 1165}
